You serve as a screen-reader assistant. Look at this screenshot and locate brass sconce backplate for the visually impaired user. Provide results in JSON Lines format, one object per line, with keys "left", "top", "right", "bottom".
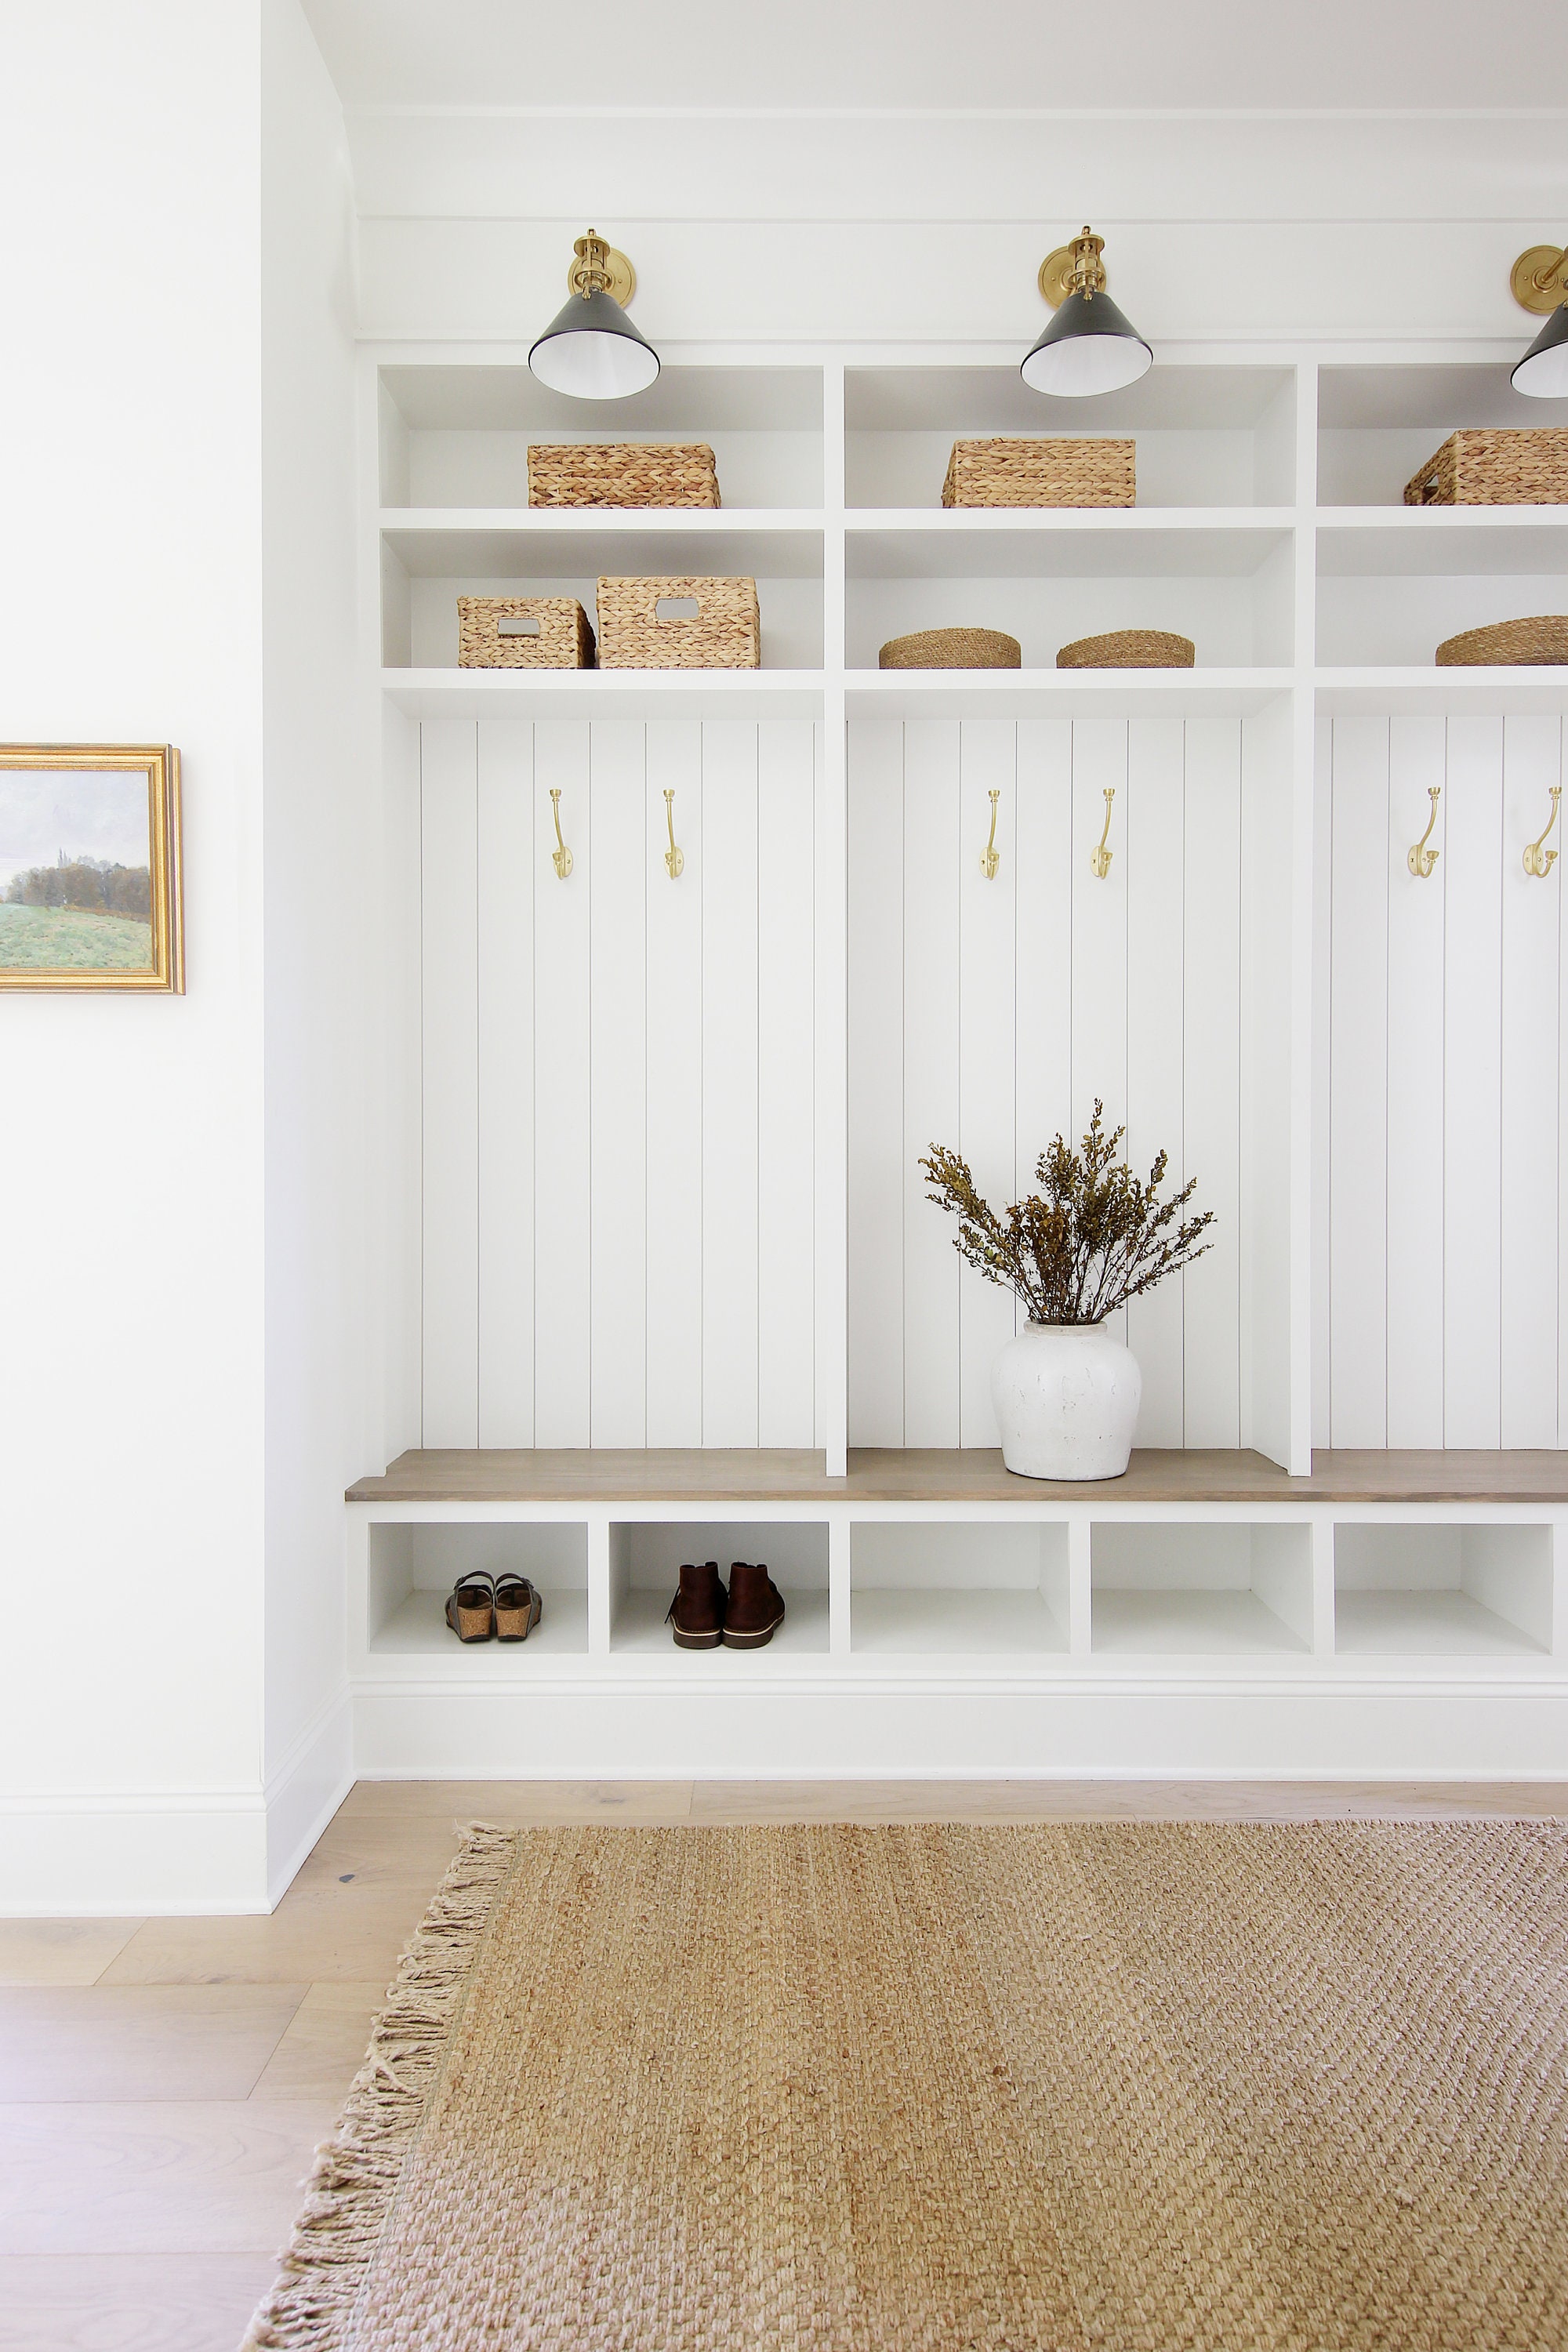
{"left": 568, "top": 230, "right": 637, "bottom": 307}
{"left": 1511, "top": 245, "right": 1568, "bottom": 316}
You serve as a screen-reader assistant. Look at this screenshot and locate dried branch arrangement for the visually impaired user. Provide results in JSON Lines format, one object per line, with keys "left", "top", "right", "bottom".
{"left": 921, "top": 1102, "right": 1214, "bottom": 1327}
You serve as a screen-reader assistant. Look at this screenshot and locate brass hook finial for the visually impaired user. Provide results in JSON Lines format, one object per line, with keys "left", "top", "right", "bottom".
{"left": 663, "top": 788, "right": 684, "bottom": 880}
{"left": 980, "top": 789, "right": 1000, "bottom": 880}
{"left": 1091, "top": 786, "right": 1115, "bottom": 880}
{"left": 1524, "top": 784, "right": 1562, "bottom": 879}
{"left": 549, "top": 787, "right": 572, "bottom": 880}
{"left": 1408, "top": 786, "right": 1441, "bottom": 879}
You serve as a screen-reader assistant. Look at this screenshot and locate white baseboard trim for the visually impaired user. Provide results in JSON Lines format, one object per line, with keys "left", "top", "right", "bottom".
{"left": 265, "top": 1683, "right": 354, "bottom": 1908}
{"left": 0, "top": 1789, "right": 269, "bottom": 1917}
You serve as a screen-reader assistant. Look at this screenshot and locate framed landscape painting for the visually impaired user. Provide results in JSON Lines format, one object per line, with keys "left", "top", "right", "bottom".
{"left": 0, "top": 745, "right": 183, "bottom": 992}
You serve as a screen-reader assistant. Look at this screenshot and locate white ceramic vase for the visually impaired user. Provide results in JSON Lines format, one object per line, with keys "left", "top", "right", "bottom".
{"left": 991, "top": 1320, "right": 1142, "bottom": 1479}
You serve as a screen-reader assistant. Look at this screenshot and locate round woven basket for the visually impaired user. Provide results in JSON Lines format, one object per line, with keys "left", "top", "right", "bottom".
{"left": 1436, "top": 615, "right": 1568, "bottom": 667}
{"left": 1057, "top": 630, "right": 1196, "bottom": 670}
{"left": 879, "top": 627, "right": 1022, "bottom": 670}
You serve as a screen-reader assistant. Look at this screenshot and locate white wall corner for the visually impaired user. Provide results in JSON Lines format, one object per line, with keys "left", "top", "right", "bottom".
{"left": 265, "top": 1681, "right": 354, "bottom": 1908}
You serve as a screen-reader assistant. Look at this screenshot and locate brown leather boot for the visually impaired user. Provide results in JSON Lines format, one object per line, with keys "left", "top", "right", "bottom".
{"left": 666, "top": 1560, "right": 726, "bottom": 1650}
{"left": 723, "top": 1561, "right": 786, "bottom": 1649}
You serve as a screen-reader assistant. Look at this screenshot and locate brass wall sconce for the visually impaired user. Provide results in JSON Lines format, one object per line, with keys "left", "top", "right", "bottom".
{"left": 528, "top": 229, "right": 660, "bottom": 399}
{"left": 1091, "top": 787, "right": 1116, "bottom": 879}
{"left": 1407, "top": 787, "right": 1441, "bottom": 879}
{"left": 1523, "top": 785, "right": 1561, "bottom": 879}
{"left": 1510, "top": 243, "right": 1568, "bottom": 397}
{"left": 663, "top": 789, "right": 684, "bottom": 880}
{"left": 549, "top": 787, "right": 573, "bottom": 880}
{"left": 1024, "top": 227, "right": 1152, "bottom": 397}
{"left": 980, "top": 789, "right": 1001, "bottom": 880}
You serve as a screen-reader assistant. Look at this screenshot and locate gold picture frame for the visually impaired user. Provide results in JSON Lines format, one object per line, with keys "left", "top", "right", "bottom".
{"left": 0, "top": 744, "right": 183, "bottom": 993}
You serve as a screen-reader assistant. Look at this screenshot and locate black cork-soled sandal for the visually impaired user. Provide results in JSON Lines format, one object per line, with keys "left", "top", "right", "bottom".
{"left": 445, "top": 1571, "right": 495, "bottom": 1643}
{"left": 495, "top": 1574, "right": 543, "bottom": 1642}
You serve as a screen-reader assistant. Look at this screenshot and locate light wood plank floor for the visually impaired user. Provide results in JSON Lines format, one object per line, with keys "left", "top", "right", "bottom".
{"left": 5, "top": 1777, "right": 1567, "bottom": 2351}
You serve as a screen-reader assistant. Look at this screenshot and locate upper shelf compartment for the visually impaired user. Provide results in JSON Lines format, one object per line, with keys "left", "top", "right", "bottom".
{"left": 1317, "top": 363, "right": 1568, "bottom": 508}
{"left": 378, "top": 363, "right": 826, "bottom": 510}
{"left": 845, "top": 365, "right": 1298, "bottom": 510}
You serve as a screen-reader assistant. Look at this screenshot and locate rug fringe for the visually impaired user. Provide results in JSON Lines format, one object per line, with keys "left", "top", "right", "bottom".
{"left": 240, "top": 1820, "right": 520, "bottom": 2351}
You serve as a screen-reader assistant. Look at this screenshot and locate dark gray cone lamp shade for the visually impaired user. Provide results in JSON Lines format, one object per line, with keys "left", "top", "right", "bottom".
{"left": 1022, "top": 227, "right": 1152, "bottom": 397}
{"left": 1512, "top": 301, "right": 1568, "bottom": 399}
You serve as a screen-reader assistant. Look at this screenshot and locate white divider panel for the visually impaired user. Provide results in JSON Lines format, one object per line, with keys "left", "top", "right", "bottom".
{"left": 589, "top": 724, "right": 648, "bottom": 1446}
{"left": 533, "top": 724, "right": 593, "bottom": 1444}
{"left": 757, "top": 724, "right": 818, "bottom": 1446}
{"left": 644, "top": 723, "right": 704, "bottom": 1446}
{"left": 476, "top": 724, "right": 535, "bottom": 1444}
{"left": 849, "top": 716, "right": 1248, "bottom": 1449}
{"left": 1325, "top": 713, "right": 1566, "bottom": 1449}
{"left": 701, "top": 724, "right": 761, "bottom": 1446}
{"left": 420, "top": 720, "right": 479, "bottom": 1444}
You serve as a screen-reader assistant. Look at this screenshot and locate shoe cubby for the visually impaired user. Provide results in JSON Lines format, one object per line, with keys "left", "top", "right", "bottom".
{"left": 1091, "top": 1521, "right": 1314, "bottom": 1654}
{"left": 1316, "top": 364, "right": 1568, "bottom": 509}
{"left": 606, "top": 1519, "right": 831, "bottom": 1657}
{"left": 849, "top": 1521, "right": 1069, "bottom": 1655}
{"left": 1333, "top": 1523, "right": 1554, "bottom": 1657}
{"left": 844, "top": 364, "right": 1298, "bottom": 509}
{"left": 364, "top": 1520, "right": 590, "bottom": 1657}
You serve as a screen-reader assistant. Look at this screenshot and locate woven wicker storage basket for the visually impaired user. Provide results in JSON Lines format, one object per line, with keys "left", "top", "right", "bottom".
{"left": 1404, "top": 430, "right": 1568, "bottom": 506}
{"left": 879, "top": 627, "right": 1022, "bottom": 670}
{"left": 596, "top": 576, "right": 760, "bottom": 669}
{"left": 1436, "top": 615, "right": 1568, "bottom": 666}
{"left": 457, "top": 597, "right": 596, "bottom": 669}
{"left": 528, "top": 444, "right": 720, "bottom": 508}
{"left": 1058, "top": 629, "right": 1195, "bottom": 670}
{"left": 943, "top": 437, "right": 1135, "bottom": 509}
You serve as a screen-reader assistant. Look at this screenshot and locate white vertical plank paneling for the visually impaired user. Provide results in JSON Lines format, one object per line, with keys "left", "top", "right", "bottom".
{"left": 1443, "top": 717, "right": 1504, "bottom": 1447}
{"left": 757, "top": 721, "right": 817, "bottom": 1445}
{"left": 1501, "top": 715, "right": 1561, "bottom": 1445}
{"left": 644, "top": 722, "right": 704, "bottom": 1445}
{"left": 588, "top": 722, "right": 648, "bottom": 1446}
{"left": 902, "top": 720, "right": 962, "bottom": 1446}
{"left": 1182, "top": 716, "right": 1243, "bottom": 1447}
{"left": 1327, "top": 717, "right": 1389, "bottom": 1446}
{"left": 1069, "top": 721, "right": 1130, "bottom": 1345}
{"left": 1124, "top": 720, "right": 1186, "bottom": 1445}
{"left": 701, "top": 722, "right": 760, "bottom": 1446}
{"left": 1014, "top": 721, "right": 1074, "bottom": 1210}
{"left": 1385, "top": 717, "right": 1446, "bottom": 1446}
{"left": 532, "top": 722, "right": 593, "bottom": 1444}
{"left": 476, "top": 723, "right": 534, "bottom": 1445}
{"left": 419, "top": 720, "right": 479, "bottom": 1446}
{"left": 848, "top": 723, "right": 906, "bottom": 1445}
{"left": 957, "top": 721, "right": 1017, "bottom": 1444}
{"left": 1310, "top": 719, "right": 1333, "bottom": 1449}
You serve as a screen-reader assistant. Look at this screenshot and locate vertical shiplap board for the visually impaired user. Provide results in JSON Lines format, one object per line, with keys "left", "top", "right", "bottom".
{"left": 1182, "top": 717, "right": 1242, "bottom": 1446}
{"left": 532, "top": 723, "right": 593, "bottom": 1444}
{"left": 589, "top": 723, "right": 648, "bottom": 1446}
{"left": 701, "top": 723, "right": 760, "bottom": 1446}
{"left": 1125, "top": 720, "right": 1186, "bottom": 1445}
{"left": 476, "top": 723, "right": 535, "bottom": 1445}
{"left": 1069, "top": 723, "right": 1130, "bottom": 1345}
{"left": 1014, "top": 720, "right": 1074, "bottom": 1200}
{"left": 1443, "top": 717, "right": 1504, "bottom": 1447}
{"left": 757, "top": 722, "right": 817, "bottom": 1445}
{"left": 644, "top": 723, "right": 704, "bottom": 1444}
{"left": 848, "top": 724, "right": 906, "bottom": 1445}
{"left": 902, "top": 721, "right": 961, "bottom": 1445}
{"left": 419, "top": 720, "right": 479, "bottom": 1446}
{"left": 1310, "top": 721, "right": 1333, "bottom": 1448}
{"left": 1327, "top": 717, "right": 1390, "bottom": 1446}
{"left": 1385, "top": 718, "right": 1446, "bottom": 1446}
{"left": 957, "top": 722, "right": 1017, "bottom": 1444}
{"left": 1501, "top": 716, "right": 1562, "bottom": 1445}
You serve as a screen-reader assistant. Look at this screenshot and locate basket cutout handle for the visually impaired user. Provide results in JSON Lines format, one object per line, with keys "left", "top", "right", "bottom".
{"left": 1414, "top": 473, "right": 1441, "bottom": 506}
{"left": 498, "top": 615, "right": 542, "bottom": 636}
{"left": 655, "top": 597, "right": 701, "bottom": 623}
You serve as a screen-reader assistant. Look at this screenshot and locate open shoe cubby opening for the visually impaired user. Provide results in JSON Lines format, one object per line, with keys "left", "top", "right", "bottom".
{"left": 1334, "top": 1523, "right": 1553, "bottom": 1657}
{"left": 607, "top": 1520, "right": 830, "bottom": 1657}
{"left": 365, "top": 1520, "right": 590, "bottom": 1656}
{"left": 850, "top": 1521, "right": 1069, "bottom": 1655}
{"left": 1091, "top": 1522, "right": 1313, "bottom": 1655}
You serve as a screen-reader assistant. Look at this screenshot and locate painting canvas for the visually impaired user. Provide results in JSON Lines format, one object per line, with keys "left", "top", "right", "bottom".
{"left": 0, "top": 746, "right": 183, "bottom": 991}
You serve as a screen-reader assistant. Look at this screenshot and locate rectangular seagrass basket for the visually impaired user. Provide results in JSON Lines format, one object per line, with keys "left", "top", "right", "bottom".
{"left": 528, "top": 444, "right": 721, "bottom": 508}
{"left": 943, "top": 437, "right": 1135, "bottom": 508}
{"left": 1404, "top": 430, "right": 1568, "bottom": 506}
{"left": 596, "top": 576, "right": 760, "bottom": 669}
{"left": 457, "top": 597, "right": 596, "bottom": 669}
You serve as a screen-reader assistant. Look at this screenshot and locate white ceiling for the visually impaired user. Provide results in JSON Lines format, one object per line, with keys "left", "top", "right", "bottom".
{"left": 301, "top": 0, "right": 1567, "bottom": 113}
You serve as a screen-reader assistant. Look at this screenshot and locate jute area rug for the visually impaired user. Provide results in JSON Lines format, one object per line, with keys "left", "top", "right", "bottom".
{"left": 245, "top": 1820, "right": 1568, "bottom": 2350}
